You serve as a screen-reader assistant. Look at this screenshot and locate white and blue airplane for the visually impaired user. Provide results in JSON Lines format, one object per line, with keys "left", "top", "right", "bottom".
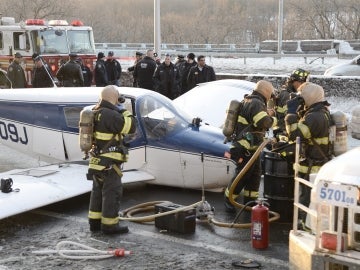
{"left": 0, "top": 86, "right": 241, "bottom": 219}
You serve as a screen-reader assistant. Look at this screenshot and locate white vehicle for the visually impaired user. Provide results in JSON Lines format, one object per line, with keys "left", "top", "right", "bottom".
{"left": 290, "top": 142, "right": 360, "bottom": 269}
{"left": 324, "top": 55, "right": 360, "bottom": 76}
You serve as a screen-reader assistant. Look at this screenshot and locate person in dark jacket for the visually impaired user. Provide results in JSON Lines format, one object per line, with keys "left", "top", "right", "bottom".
{"left": 32, "top": 54, "right": 54, "bottom": 88}
{"left": 127, "top": 51, "right": 143, "bottom": 87}
{"left": 224, "top": 80, "right": 276, "bottom": 213}
{"left": 7, "top": 52, "right": 26, "bottom": 88}
{"left": 56, "top": 53, "right": 84, "bottom": 87}
{"left": 285, "top": 82, "right": 331, "bottom": 224}
{"left": 174, "top": 54, "right": 186, "bottom": 90}
{"left": 76, "top": 58, "right": 93, "bottom": 86}
{"left": 133, "top": 49, "right": 157, "bottom": 90}
{"left": 187, "top": 55, "right": 216, "bottom": 91}
{"left": 94, "top": 52, "right": 109, "bottom": 87}
{"left": 0, "top": 65, "right": 11, "bottom": 88}
{"left": 105, "top": 51, "right": 122, "bottom": 86}
{"left": 153, "top": 54, "right": 181, "bottom": 100}
{"left": 180, "top": 53, "right": 197, "bottom": 94}
{"left": 87, "top": 85, "right": 136, "bottom": 234}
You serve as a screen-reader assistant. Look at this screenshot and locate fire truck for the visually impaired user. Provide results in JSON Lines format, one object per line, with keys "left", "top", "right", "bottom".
{"left": 0, "top": 16, "right": 96, "bottom": 86}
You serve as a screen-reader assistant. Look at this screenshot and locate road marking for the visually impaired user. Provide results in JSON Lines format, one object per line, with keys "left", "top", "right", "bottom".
{"left": 32, "top": 209, "right": 288, "bottom": 267}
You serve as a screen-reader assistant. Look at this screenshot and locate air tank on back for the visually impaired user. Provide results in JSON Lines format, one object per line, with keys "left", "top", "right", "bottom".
{"left": 351, "top": 105, "right": 360, "bottom": 140}
{"left": 331, "top": 110, "right": 347, "bottom": 156}
{"left": 222, "top": 100, "right": 241, "bottom": 142}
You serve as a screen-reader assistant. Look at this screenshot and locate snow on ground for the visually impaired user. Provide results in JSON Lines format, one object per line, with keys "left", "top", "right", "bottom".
{"left": 207, "top": 55, "right": 350, "bottom": 75}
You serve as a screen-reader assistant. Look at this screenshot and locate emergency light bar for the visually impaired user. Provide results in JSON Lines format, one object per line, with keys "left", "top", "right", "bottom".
{"left": 70, "top": 20, "right": 84, "bottom": 26}
{"left": 48, "top": 20, "right": 69, "bottom": 26}
{"left": 25, "top": 19, "right": 46, "bottom": 26}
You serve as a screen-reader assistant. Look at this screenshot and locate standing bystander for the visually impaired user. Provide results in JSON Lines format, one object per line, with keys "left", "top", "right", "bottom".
{"left": 134, "top": 49, "right": 157, "bottom": 90}
{"left": 32, "top": 54, "right": 54, "bottom": 88}
{"left": 7, "top": 52, "right": 26, "bottom": 88}
{"left": 94, "top": 52, "right": 109, "bottom": 87}
{"left": 56, "top": 53, "right": 84, "bottom": 87}
{"left": 128, "top": 51, "right": 143, "bottom": 87}
{"left": 187, "top": 55, "right": 216, "bottom": 90}
{"left": 153, "top": 54, "right": 181, "bottom": 99}
{"left": 105, "top": 51, "right": 122, "bottom": 86}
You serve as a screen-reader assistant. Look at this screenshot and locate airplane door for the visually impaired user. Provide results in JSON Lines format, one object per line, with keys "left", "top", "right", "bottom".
{"left": 136, "top": 95, "right": 183, "bottom": 188}
{"left": 32, "top": 104, "right": 67, "bottom": 161}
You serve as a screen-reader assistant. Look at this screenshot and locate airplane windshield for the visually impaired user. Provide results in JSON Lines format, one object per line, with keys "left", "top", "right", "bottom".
{"left": 139, "top": 95, "right": 192, "bottom": 138}
{"left": 30, "top": 29, "right": 95, "bottom": 54}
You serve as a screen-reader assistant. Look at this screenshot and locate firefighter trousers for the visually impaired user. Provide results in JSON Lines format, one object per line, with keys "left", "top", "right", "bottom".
{"left": 88, "top": 167, "right": 123, "bottom": 225}
{"left": 226, "top": 153, "right": 261, "bottom": 197}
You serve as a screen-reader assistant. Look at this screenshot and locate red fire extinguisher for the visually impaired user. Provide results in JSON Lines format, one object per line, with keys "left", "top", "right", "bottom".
{"left": 251, "top": 199, "right": 269, "bottom": 249}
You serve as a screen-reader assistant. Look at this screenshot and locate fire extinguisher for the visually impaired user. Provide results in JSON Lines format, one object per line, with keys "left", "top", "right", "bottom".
{"left": 251, "top": 198, "right": 269, "bottom": 249}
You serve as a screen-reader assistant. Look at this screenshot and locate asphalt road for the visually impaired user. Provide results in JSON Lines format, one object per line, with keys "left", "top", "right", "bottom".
{"left": 0, "top": 181, "right": 291, "bottom": 270}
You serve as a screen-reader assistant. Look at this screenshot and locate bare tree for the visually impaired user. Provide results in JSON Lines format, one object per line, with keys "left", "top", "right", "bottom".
{"left": 0, "top": 0, "right": 359, "bottom": 44}
{"left": 1, "top": 0, "right": 76, "bottom": 20}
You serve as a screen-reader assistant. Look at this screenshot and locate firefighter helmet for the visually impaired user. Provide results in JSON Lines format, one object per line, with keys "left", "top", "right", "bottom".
{"left": 254, "top": 80, "right": 274, "bottom": 101}
{"left": 100, "top": 85, "right": 120, "bottom": 105}
{"left": 289, "top": 68, "right": 309, "bottom": 83}
{"left": 299, "top": 82, "right": 324, "bottom": 107}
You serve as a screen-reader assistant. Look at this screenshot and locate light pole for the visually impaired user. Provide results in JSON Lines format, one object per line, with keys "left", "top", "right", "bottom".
{"left": 278, "top": 0, "right": 283, "bottom": 54}
{"left": 154, "top": 0, "right": 161, "bottom": 57}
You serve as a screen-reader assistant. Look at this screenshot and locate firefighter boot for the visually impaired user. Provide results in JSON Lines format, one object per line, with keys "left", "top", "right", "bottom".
{"left": 89, "top": 219, "right": 101, "bottom": 232}
{"left": 224, "top": 195, "right": 236, "bottom": 213}
{"left": 101, "top": 223, "right": 129, "bottom": 235}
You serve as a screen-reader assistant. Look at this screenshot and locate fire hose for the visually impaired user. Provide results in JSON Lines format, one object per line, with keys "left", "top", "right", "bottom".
{"left": 209, "top": 138, "right": 280, "bottom": 228}
{"left": 119, "top": 138, "right": 280, "bottom": 228}
{"left": 32, "top": 240, "right": 131, "bottom": 260}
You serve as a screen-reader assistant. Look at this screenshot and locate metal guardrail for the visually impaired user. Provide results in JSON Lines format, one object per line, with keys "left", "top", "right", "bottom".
{"left": 95, "top": 43, "right": 341, "bottom": 64}
{"left": 95, "top": 42, "right": 259, "bottom": 53}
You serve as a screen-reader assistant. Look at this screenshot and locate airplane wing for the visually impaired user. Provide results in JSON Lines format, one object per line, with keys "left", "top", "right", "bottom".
{"left": 0, "top": 163, "right": 155, "bottom": 220}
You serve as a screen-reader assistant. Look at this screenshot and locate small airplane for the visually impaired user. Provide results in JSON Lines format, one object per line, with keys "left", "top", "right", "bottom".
{"left": 0, "top": 86, "right": 236, "bottom": 219}
{"left": 174, "top": 79, "right": 255, "bottom": 128}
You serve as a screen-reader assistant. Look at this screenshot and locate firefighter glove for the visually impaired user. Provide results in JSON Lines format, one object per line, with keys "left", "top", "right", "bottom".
{"left": 286, "top": 96, "right": 304, "bottom": 114}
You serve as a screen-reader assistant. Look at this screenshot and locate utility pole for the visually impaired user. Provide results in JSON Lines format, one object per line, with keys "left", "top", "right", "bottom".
{"left": 278, "top": 0, "right": 283, "bottom": 54}
{"left": 154, "top": 0, "right": 161, "bottom": 57}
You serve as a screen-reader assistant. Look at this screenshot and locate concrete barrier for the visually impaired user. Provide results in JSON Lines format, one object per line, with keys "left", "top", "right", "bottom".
{"left": 121, "top": 71, "right": 360, "bottom": 99}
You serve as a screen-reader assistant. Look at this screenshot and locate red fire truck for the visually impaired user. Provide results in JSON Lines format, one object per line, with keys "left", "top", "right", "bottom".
{"left": 0, "top": 16, "right": 96, "bottom": 86}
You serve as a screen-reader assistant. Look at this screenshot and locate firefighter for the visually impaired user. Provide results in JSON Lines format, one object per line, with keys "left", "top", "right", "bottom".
{"left": 224, "top": 80, "right": 277, "bottom": 213}
{"left": 87, "top": 85, "right": 136, "bottom": 234}
{"left": 56, "top": 53, "right": 84, "bottom": 87}
{"left": 7, "top": 52, "right": 26, "bottom": 88}
{"left": 285, "top": 82, "right": 331, "bottom": 224}
{"left": 272, "top": 68, "right": 310, "bottom": 137}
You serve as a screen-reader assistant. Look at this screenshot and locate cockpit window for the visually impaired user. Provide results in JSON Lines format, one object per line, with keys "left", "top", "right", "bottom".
{"left": 63, "top": 97, "right": 134, "bottom": 130}
{"left": 138, "top": 95, "right": 191, "bottom": 138}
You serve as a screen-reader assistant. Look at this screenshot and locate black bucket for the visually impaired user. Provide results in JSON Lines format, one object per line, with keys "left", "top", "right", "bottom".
{"left": 263, "top": 151, "right": 294, "bottom": 222}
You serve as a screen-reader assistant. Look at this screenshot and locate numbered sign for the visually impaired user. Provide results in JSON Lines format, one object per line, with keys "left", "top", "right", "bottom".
{"left": 316, "top": 180, "right": 358, "bottom": 208}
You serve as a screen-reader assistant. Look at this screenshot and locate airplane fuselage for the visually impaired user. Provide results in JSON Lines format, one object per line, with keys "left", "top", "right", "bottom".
{"left": 0, "top": 87, "right": 236, "bottom": 190}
